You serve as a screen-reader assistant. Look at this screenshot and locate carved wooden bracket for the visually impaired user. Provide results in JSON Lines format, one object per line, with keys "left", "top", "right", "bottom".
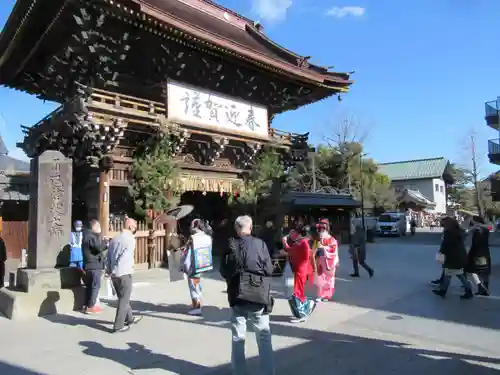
{"left": 173, "top": 130, "right": 191, "bottom": 156}
{"left": 234, "top": 142, "right": 261, "bottom": 169}
{"left": 205, "top": 136, "right": 229, "bottom": 165}
{"left": 296, "top": 56, "right": 311, "bottom": 69}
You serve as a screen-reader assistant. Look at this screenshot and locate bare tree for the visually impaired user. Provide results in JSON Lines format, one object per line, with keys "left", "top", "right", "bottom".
{"left": 324, "top": 115, "right": 369, "bottom": 191}
{"left": 459, "top": 129, "right": 484, "bottom": 216}
{"left": 325, "top": 114, "right": 369, "bottom": 147}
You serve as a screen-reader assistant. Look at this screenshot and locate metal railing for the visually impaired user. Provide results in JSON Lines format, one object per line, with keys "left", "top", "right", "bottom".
{"left": 485, "top": 99, "right": 500, "bottom": 117}
{"left": 488, "top": 138, "right": 500, "bottom": 154}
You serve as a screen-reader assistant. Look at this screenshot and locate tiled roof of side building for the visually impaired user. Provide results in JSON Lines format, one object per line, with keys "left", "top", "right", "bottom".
{"left": 378, "top": 157, "right": 449, "bottom": 181}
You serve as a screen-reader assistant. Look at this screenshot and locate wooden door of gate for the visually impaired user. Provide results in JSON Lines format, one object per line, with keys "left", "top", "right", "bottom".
{"left": 1, "top": 221, "right": 28, "bottom": 259}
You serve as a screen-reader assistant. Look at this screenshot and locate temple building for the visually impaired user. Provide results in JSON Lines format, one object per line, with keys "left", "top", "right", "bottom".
{"left": 0, "top": 0, "right": 352, "bottom": 237}
{"left": 378, "top": 157, "right": 453, "bottom": 214}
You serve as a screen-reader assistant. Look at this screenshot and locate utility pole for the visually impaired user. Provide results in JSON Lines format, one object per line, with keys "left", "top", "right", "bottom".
{"left": 470, "top": 134, "right": 484, "bottom": 217}
{"left": 359, "top": 152, "right": 366, "bottom": 232}
{"left": 308, "top": 148, "right": 317, "bottom": 192}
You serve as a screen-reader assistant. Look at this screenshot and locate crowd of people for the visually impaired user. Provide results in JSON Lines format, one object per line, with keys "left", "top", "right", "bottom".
{"left": 431, "top": 215, "right": 492, "bottom": 299}
{"left": 61, "top": 212, "right": 375, "bottom": 375}
{"left": 33, "top": 209, "right": 494, "bottom": 375}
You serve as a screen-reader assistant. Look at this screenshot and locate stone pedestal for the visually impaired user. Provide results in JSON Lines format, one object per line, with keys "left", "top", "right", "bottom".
{"left": 0, "top": 151, "right": 85, "bottom": 320}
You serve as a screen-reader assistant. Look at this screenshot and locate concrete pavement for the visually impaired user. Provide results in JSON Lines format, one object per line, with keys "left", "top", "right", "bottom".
{"left": 0, "top": 241, "right": 500, "bottom": 374}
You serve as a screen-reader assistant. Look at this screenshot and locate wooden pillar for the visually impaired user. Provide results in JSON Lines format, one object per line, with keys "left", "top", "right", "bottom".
{"left": 98, "top": 169, "right": 110, "bottom": 237}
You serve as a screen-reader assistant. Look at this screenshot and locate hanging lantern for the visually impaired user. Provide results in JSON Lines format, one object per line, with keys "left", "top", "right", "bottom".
{"left": 147, "top": 208, "right": 154, "bottom": 219}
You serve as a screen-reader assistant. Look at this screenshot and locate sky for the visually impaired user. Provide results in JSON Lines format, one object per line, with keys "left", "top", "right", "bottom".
{"left": 1, "top": 0, "right": 499, "bottom": 175}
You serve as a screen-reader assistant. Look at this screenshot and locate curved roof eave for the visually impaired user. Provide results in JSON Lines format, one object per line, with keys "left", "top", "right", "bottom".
{"left": 137, "top": 2, "right": 352, "bottom": 89}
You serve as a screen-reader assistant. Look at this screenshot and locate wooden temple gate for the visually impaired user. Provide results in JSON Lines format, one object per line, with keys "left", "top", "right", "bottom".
{"left": 0, "top": 0, "right": 352, "bottom": 267}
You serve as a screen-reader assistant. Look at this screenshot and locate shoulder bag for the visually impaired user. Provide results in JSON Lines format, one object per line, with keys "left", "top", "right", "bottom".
{"left": 235, "top": 239, "right": 272, "bottom": 306}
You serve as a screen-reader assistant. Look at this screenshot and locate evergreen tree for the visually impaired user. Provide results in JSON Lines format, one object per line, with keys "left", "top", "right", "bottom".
{"left": 128, "top": 132, "right": 179, "bottom": 219}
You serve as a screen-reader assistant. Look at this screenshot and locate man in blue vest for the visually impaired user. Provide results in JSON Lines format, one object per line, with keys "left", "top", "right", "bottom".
{"left": 70, "top": 220, "right": 84, "bottom": 269}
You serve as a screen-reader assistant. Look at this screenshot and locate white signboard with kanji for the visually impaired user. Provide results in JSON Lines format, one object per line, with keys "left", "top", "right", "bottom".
{"left": 167, "top": 80, "right": 269, "bottom": 139}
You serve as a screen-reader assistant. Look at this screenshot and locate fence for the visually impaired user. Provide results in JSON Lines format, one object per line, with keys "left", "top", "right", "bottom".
{"left": 1, "top": 221, "right": 28, "bottom": 259}
{"left": 109, "top": 221, "right": 175, "bottom": 270}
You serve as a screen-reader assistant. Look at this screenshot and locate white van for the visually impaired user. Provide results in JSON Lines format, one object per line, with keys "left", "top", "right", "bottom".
{"left": 376, "top": 212, "right": 407, "bottom": 237}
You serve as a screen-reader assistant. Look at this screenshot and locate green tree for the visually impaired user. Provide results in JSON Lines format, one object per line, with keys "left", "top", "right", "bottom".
{"left": 479, "top": 177, "right": 500, "bottom": 218}
{"left": 128, "top": 132, "right": 179, "bottom": 219}
{"left": 230, "top": 147, "right": 289, "bottom": 225}
{"left": 446, "top": 163, "right": 473, "bottom": 209}
{"left": 366, "top": 172, "right": 397, "bottom": 212}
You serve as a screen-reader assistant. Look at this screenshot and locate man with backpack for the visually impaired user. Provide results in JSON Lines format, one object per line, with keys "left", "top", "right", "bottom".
{"left": 220, "top": 215, "right": 275, "bottom": 375}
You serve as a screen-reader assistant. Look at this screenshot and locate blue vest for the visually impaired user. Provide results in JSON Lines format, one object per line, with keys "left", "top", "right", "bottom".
{"left": 70, "top": 232, "right": 83, "bottom": 263}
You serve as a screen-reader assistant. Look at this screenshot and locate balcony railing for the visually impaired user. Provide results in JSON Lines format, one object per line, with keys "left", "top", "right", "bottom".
{"left": 488, "top": 138, "right": 500, "bottom": 165}
{"left": 485, "top": 98, "right": 500, "bottom": 129}
{"left": 488, "top": 138, "right": 500, "bottom": 154}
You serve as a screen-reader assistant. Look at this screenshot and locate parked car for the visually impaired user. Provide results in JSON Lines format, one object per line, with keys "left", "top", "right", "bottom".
{"left": 376, "top": 212, "right": 407, "bottom": 237}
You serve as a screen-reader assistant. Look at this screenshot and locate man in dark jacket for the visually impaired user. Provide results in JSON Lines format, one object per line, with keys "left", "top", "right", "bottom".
{"left": 83, "top": 219, "right": 107, "bottom": 314}
{"left": 0, "top": 235, "right": 6, "bottom": 288}
{"left": 220, "top": 215, "right": 275, "bottom": 375}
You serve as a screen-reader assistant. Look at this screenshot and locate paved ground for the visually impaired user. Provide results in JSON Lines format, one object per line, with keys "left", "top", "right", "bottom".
{"left": 1, "top": 237, "right": 500, "bottom": 375}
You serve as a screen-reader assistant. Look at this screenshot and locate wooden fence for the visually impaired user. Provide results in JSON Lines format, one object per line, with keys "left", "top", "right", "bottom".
{"left": 0, "top": 220, "right": 175, "bottom": 269}
{"left": 109, "top": 221, "right": 175, "bottom": 270}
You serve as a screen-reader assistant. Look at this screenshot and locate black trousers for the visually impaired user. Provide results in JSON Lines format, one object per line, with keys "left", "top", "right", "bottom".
{"left": 0, "top": 261, "right": 5, "bottom": 288}
{"left": 84, "top": 269, "right": 102, "bottom": 308}
{"left": 353, "top": 259, "right": 373, "bottom": 275}
{"left": 112, "top": 274, "right": 134, "bottom": 330}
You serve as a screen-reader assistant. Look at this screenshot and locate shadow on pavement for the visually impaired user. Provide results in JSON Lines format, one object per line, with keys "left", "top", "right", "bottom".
{"left": 103, "top": 299, "right": 231, "bottom": 325}
{"left": 43, "top": 314, "right": 113, "bottom": 333}
{"left": 78, "top": 320, "right": 500, "bottom": 374}
{"left": 331, "top": 274, "right": 500, "bottom": 331}
{"left": 0, "top": 361, "right": 44, "bottom": 375}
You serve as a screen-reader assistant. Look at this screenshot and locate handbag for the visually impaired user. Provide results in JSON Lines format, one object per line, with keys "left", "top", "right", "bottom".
{"left": 283, "top": 260, "right": 294, "bottom": 298}
{"left": 475, "top": 256, "right": 488, "bottom": 267}
{"left": 238, "top": 271, "right": 271, "bottom": 305}
{"left": 436, "top": 252, "right": 445, "bottom": 264}
{"left": 235, "top": 240, "right": 272, "bottom": 305}
{"left": 350, "top": 245, "right": 359, "bottom": 261}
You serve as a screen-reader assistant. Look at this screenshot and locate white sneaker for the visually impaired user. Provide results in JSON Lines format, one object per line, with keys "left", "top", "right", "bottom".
{"left": 290, "top": 316, "right": 307, "bottom": 323}
{"left": 187, "top": 308, "right": 202, "bottom": 316}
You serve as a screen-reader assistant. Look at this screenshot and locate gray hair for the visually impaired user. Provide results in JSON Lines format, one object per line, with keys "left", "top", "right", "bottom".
{"left": 234, "top": 215, "right": 253, "bottom": 235}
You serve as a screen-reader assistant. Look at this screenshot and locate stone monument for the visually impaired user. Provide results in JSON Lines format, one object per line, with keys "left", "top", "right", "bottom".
{"left": 27, "top": 150, "right": 72, "bottom": 269}
{"left": 0, "top": 151, "right": 85, "bottom": 319}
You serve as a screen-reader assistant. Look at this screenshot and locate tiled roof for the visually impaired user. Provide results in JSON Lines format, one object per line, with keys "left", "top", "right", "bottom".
{"left": 0, "top": 174, "right": 30, "bottom": 201}
{"left": 378, "top": 157, "right": 449, "bottom": 181}
{"left": 0, "top": 155, "right": 30, "bottom": 173}
{"left": 0, "top": 135, "right": 30, "bottom": 173}
{"left": 405, "top": 189, "right": 435, "bottom": 206}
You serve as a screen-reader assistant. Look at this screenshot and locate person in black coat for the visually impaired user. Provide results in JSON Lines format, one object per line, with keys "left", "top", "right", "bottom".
{"left": 260, "top": 221, "right": 279, "bottom": 258}
{"left": 433, "top": 217, "right": 473, "bottom": 299}
{"left": 466, "top": 216, "right": 491, "bottom": 296}
{"left": 83, "top": 219, "right": 108, "bottom": 313}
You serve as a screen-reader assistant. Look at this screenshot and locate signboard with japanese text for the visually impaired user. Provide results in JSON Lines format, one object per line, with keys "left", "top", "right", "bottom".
{"left": 167, "top": 80, "right": 269, "bottom": 139}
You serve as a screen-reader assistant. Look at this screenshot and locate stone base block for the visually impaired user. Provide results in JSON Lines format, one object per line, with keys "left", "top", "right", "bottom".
{"left": 17, "top": 267, "right": 83, "bottom": 293}
{"left": 0, "top": 286, "right": 85, "bottom": 320}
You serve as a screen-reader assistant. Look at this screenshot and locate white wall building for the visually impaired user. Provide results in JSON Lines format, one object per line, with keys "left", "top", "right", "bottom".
{"left": 378, "top": 157, "right": 451, "bottom": 214}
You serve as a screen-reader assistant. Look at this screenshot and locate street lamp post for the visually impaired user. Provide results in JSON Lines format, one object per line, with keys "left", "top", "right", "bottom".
{"left": 359, "top": 153, "right": 366, "bottom": 232}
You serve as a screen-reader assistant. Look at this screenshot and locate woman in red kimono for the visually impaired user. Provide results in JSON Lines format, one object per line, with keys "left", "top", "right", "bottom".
{"left": 282, "top": 225, "right": 316, "bottom": 323}
{"left": 312, "top": 219, "right": 339, "bottom": 302}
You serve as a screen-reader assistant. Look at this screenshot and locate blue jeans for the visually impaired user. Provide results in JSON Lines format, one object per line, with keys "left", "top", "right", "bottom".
{"left": 231, "top": 305, "right": 275, "bottom": 375}
{"left": 441, "top": 273, "right": 471, "bottom": 293}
